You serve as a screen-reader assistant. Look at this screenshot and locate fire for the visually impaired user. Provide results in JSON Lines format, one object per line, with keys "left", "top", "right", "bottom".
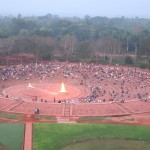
{"left": 59, "top": 82, "right": 67, "bottom": 93}
{"left": 28, "top": 83, "right": 34, "bottom": 88}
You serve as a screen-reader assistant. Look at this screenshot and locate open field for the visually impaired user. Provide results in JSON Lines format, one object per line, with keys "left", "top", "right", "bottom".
{"left": 33, "top": 123, "right": 150, "bottom": 150}
{"left": 0, "top": 123, "right": 24, "bottom": 150}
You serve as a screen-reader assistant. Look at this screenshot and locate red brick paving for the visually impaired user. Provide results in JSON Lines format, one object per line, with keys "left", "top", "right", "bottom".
{"left": 24, "top": 122, "right": 32, "bottom": 150}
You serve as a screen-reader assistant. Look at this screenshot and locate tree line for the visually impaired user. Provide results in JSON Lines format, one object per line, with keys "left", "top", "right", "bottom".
{"left": 0, "top": 14, "right": 150, "bottom": 68}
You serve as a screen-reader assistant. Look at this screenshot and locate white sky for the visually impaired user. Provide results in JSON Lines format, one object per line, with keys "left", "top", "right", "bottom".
{"left": 0, "top": 0, "right": 150, "bottom": 18}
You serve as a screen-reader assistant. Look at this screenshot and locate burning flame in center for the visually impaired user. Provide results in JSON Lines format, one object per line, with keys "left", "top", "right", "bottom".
{"left": 59, "top": 82, "right": 67, "bottom": 93}
{"left": 28, "top": 83, "right": 34, "bottom": 88}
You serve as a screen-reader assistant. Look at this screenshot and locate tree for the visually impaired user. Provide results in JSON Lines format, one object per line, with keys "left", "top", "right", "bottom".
{"left": 137, "top": 38, "right": 150, "bottom": 68}
{"left": 33, "top": 36, "right": 57, "bottom": 61}
{"left": 124, "top": 55, "right": 134, "bottom": 65}
{"left": 76, "top": 41, "right": 93, "bottom": 61}
{"left": 0, "top": 37, "right": 15, "bottom": 65}
{"left": 60, "top": 35, "right": 77, "bottom": 61}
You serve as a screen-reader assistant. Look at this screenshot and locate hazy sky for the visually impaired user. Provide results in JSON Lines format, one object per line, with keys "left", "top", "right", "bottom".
{"left": 0, "top": 0, "right": 150, "bottom": 18}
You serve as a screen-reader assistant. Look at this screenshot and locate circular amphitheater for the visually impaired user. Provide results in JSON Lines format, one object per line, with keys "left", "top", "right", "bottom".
{"left": 0, "top": 63, "right": 150, "bottom": 117}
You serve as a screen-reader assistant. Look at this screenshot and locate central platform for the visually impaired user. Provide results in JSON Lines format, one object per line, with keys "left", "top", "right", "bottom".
{"left": 3, "top": 82, "right": 86, "bottom": 102}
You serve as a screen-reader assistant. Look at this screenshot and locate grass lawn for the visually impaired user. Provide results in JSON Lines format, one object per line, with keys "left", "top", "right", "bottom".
{"left": 34, "top": 115, "right": 56, "bottom": 121}
{"left": 33, "top": 123, "right": 150, "bottom": 150}
{"left": 0, "top": 111, "right": 24, "bottom": 121}
{"left": 77, "top": 116, "right": 115, "bottom": 123}
{"left": 0, "top": 123, "right": 24, "bottom": 150}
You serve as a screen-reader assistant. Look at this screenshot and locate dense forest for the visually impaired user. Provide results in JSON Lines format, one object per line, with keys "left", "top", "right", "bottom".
{"left": 0, "top": 14, "right": 150, "bottom": 68}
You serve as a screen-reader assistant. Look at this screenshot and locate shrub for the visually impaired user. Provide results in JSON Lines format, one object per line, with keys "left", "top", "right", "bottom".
{"left": 124, "top": 56, "right": 134, "bottom": 65}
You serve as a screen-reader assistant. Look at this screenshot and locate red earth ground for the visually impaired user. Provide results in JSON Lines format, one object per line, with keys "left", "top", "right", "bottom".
{"left": 0, "top": 80, "right": 150, "bottom": 126}
{"left": 1, "top": 63, "right": 150, "bottom": 150}
{"left": 2, "top": 82, "right": 84, "bottom": 102}
{"left": 1, "top": 78, "right": 150, "bottom": 150}
{"left": 0, "top": 63, "right": 150, "bottom": 150}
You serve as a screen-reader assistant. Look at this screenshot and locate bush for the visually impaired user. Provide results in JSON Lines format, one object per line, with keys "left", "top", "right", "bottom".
{"left": 124, "top": 56, "right": 134, "bottom": 65}
{"left": 139, "top": 63, "right": 147, "bottom": 69}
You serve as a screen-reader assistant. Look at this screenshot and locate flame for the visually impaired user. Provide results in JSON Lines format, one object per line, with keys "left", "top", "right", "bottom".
{"left": 28, "top": 83, "right": 33, "bottom": 88}
{"left": 59, "top": 82, "right": 67, "bottom": 93}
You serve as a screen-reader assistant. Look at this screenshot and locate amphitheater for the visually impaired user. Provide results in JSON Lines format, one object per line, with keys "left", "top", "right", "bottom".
{"left": 0, "top": 62, "right": 150, "bottom": 118}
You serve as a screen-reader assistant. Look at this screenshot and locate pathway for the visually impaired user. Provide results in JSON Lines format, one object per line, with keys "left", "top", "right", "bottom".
{"left": 24, "top": 122, "right": 32, "bottom": 150}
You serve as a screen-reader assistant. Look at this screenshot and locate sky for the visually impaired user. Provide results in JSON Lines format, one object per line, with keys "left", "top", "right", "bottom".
{"left": 0, "top": 0, "right": 150, "bottom": 18}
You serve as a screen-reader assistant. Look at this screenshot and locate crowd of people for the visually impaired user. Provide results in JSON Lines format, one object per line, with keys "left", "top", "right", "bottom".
{"left": 0, "top": 62, "right": 150, "bottom": 103}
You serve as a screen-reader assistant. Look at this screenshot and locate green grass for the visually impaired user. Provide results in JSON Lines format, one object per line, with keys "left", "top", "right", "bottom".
{"left": 78, "top": 116, "right": 106, "bottom": 121}
{"left": 61, "top": 139, "right": 150, "bottom": 150}
{"left": 78, "top": 116, "right": 114, "bottom": 123}
{"left": 34, "top": 115, "right": 56, "bottom": 120}
{"left": 0, "top": 123, "right": 24, "bottom": 150}
{"left": 33, "top": 123, "right": 150, "bottom": 150}
{"left": 0, "top": 111, "right": 24, "bottom": 120}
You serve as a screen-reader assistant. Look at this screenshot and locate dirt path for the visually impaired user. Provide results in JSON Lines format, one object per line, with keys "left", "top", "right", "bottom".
{"left": 24, "top": 122, "right": 32, "bottom": 150}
